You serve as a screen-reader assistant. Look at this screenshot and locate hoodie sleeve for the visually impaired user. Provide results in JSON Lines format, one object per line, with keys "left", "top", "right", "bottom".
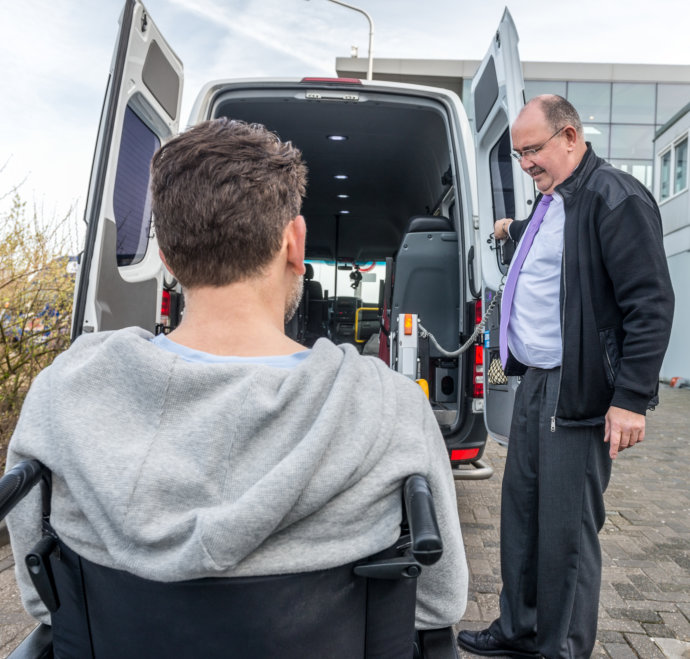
{"left": 409, "top": 388, "right": 468, "bottom": 629}
{"left": 5, "top": 370, "right": 53, "bottom": 625}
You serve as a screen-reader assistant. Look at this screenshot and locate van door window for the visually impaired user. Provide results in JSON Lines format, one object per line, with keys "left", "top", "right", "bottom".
{"left": 113, "top": 106, "right": 160, "bottom": 266}
{"left": 489, "top": 128, "right": 516, "bottom": 273}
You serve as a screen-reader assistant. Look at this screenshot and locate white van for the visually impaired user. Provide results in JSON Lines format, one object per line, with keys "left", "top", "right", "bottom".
{"left": 71, "top": 0, "right": 534, "bottom": 476}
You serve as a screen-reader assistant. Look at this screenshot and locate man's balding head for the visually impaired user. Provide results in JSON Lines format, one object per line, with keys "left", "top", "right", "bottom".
{"left": 511, "top": 95, "right": 587, "bottom": 194}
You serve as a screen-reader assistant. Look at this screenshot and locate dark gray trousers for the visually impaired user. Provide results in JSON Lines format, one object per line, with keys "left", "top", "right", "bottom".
{"left": 489, "top": 367, "right": 612, "bottom": 659}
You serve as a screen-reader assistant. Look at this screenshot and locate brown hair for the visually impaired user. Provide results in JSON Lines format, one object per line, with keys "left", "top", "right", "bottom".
{"left": 150, "top": 118, "right": 307, "bottom": 287}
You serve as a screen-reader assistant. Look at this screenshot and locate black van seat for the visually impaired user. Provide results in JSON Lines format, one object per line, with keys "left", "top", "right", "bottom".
{"left": 390, "top": 216, "right": 459, "bottom": 359}
{"left": 303, "top": 264, "right": 328, "bottom": 346}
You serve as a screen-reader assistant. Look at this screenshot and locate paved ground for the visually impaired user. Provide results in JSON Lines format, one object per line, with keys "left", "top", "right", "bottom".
{"left": 1, "top": 386, "right": 688, "bottom": 658}
{"left": 455, "top": 385, "right": 690, "bottom": 658}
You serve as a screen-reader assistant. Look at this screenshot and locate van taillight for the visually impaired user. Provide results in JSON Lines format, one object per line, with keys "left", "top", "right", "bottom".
{"left": 451, "top": 448, "right": 480, "bottom": 462}
{"left": 473, "top": 300, "right": 484, "bottom": 398}
{"left": 160, "top": 290, "right": 171, "bottom": 317}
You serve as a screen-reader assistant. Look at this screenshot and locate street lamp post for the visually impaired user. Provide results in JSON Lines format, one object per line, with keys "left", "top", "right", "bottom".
{"left": 307, "top": 0, "right": 375, "bottom": 80}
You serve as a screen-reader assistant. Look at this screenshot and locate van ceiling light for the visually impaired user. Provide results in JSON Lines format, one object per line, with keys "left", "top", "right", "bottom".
{"left": 339, "top": 210, "right": 350, "bottom": 214}
{"left": 334, "top": 174, "right": 348, "bottom": 180}
{"left": 327, "top": 135, "right": 348, "bottom": 141}
{"left": 337, "top": 194, "right": 349, "bottom": 199}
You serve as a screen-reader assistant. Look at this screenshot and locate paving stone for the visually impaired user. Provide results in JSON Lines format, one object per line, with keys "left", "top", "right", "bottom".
{"left": 628, "top": 574, "right": 659, "bottom": 593}
{"left": 624, "top": 632, "right": 666, "bottom": 658}
{"left": 467, "top": 558, "right": 494, "bottom": 576}
{"left": 620, "top": 600, "right": 680, "bottom": 613}
{"left": 599, "top": 588, "right": 627, "bottom": 608}
{"left": 598, "top": 629, "right": 627, "bottom": 644}
{"left": 597, "top": 617, "right": 646, "bottom": 634}
{"left": 462, "top": 600, "right": 481, "bottom": 622}
{"left": 474, "top": 593, "right": 500, "bottom": 622}
{"left": 608, "top": 608, "right": 663, "bottom": 624}
{"left": 613, "top": 582, "right": 644, "bottom": 600}
{"left": 642, "top": 622, "right": 678, "bottom": 638}
{"left": 590, "top": 641, "right": 609, "bottom": 658}
{"left": 653, "top": 638, "right": 690, "bottom": 658}
{"left": 602, "top": 641, "right": 636, "bottom": 658}
{"left": 660, "top": 612, "right": 690, "bottom": 642}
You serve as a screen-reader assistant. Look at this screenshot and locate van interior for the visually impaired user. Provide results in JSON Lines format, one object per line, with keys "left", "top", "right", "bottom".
{"left": 210, "top": 84, "right": 467, "bottom": 426}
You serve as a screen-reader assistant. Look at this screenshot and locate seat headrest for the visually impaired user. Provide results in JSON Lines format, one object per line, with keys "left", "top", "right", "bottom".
{"left": 406, "top": 215, "right": 453, "bottom": 233}
{"left": 304, "top": 263, "right": 314, "bottom": 280}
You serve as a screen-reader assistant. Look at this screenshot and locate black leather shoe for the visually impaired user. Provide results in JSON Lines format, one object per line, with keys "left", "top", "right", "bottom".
{"left": 456, "top": 628, "right": 539, "bottom": 657}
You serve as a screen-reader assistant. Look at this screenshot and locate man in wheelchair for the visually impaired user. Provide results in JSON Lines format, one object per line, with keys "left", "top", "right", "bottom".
{"left": 5, "top": 118, "right": 467, "bottom": 656}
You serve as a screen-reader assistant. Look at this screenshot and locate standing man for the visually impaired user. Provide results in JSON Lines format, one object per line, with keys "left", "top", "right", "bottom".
{"left": 457, "top": 95, "right": 674, "bottom": 658}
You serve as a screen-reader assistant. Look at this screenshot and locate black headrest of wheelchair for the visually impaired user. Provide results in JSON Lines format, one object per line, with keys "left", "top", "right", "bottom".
{"left": 405, "top": 215, "right": 453, "bottom": 234}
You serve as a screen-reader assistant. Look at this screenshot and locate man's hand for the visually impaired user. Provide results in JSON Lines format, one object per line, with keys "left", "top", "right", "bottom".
{"left": 494, "top": 218, "right": 513, "bottom": 240}
{"left": 604, "top": 406, "right": 645, "bottom": 459}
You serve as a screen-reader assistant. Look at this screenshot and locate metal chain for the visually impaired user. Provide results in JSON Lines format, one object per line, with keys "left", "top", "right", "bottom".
{"left": 417, "top": 281, "right": 504, "bottom": 358}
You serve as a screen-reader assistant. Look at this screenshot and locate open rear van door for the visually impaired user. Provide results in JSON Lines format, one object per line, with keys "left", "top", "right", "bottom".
{"left": 471, "top": 9, "right": 532, "bottom": 443}
{"left": 71, "top": 0, "right": 182, "bottom": 340}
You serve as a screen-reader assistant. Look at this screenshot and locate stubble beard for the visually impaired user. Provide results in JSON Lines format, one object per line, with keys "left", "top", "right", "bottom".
{"left": 284, "top": 274, "right": 304, "bottom": 324}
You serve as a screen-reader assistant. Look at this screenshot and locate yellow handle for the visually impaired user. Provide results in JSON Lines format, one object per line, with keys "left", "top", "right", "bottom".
{"left": 416, "top": 379, "right": 429, "bottom": 399}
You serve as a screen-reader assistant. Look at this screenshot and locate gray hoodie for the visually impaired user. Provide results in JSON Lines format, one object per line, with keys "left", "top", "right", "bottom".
{"left": 7, "top": 327, "right": 467, "bottom": 629}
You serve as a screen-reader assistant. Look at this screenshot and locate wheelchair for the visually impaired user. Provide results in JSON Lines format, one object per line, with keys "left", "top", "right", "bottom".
{"left": 1, "top": 460, "right": 459, "bottom": 658}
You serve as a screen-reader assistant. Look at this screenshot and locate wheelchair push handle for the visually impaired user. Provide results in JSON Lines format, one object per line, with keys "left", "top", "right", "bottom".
{"left": 0, "top": 459, "right": 45, "bottom": 521}
{"left": 404, "top": 475, "right": 443, "bottom": 566}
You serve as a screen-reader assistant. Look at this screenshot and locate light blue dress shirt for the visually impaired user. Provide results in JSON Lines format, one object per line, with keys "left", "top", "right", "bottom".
{"left": 507, "top": 193, "right": 565, "bottom": 368}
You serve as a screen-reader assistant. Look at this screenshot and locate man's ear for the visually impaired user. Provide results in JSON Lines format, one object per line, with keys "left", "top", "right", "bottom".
{"left": 563, "top": 125, "right": 579, "bottom": 149}
{"left": 159, "top": 249, "right": 175, "bottom": 277}
{"left": 285, "top": 215, "right": 307, "bottom": 275}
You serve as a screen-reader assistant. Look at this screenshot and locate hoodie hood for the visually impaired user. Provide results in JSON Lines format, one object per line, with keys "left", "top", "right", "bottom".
{"left": 11, "top": 328, "right": 406, "bottom": 577}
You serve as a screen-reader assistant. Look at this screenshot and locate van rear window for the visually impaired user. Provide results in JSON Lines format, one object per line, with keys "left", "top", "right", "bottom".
{"left": 112, "top": 106, "right": 160, "bottom": 266}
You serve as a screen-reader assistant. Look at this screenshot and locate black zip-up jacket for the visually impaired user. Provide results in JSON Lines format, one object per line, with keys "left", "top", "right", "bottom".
{"left": 505, "top": 145, "right": 674, "bottom": 426}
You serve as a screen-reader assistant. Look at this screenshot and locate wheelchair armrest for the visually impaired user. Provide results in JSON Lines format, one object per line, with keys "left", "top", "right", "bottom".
{"left": 417, "top": 627, "right": 459, "bottom": 659}
{"left": 404, "top": 475, "right": 443, "bottom": 566}
{"left": 7, "top": 623, "right": 53, "bottom": 659}
{"left": 353, "top": 555, "right": 421, "bottom": 580}
{"left": 0, "top": 460, "right": 45, "bottom": 521}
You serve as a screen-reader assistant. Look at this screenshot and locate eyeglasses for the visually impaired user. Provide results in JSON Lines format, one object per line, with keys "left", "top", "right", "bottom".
{"left": 511, "top": 127, "right": 565, "bottom": 162}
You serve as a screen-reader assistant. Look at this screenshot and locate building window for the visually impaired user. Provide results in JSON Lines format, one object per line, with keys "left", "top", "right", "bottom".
{"left": 658, "top": 135, "right": 688, "bottom": 201}
{"left": 524, "top": 80, "right": 567, "bottom": 101}
{"left": 656, "top": 84, "right": 690, "bottom": 126}
{"left": 610, "top": 125, "right": 654, "bottom": 159}
{"left": 611, "top": 83, "right": 656, "bottom": 124}
{"left": 583, "top": 123, "right": 610, "bottom": 158}
{"left": 568, "top": 82, "right": 611, "bottom": 123}
{"left": 611, "top": 160, "right": 653, "bottom": 189}
{"left": 674, "top": 137, "right": 688, "bottom": 194}
{"left": 660, "top": 150, "right": 672, "bottom": 200}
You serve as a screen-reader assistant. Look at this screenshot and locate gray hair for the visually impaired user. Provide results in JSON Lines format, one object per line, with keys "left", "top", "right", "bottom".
{"left": 531, "top": 95, "right": 584, "bottom": 138}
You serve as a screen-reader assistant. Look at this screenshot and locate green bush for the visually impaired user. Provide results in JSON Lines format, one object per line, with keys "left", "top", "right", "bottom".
{"left": 0, "top": 194, "right": 77, "bottom": 471}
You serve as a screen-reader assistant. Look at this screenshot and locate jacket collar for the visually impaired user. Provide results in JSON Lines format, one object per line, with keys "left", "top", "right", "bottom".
{"left": 554, "top": 143, "right": 602, "bottom": 201}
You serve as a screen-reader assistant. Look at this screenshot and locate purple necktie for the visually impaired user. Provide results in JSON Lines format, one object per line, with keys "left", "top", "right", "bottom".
{"left": 499, "top": 194, "right": 553, "bottom": 368}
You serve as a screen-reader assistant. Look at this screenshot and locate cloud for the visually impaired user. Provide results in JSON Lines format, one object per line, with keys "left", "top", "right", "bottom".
{"left": 168, "top": 0, "right": 334, "bottom": 73}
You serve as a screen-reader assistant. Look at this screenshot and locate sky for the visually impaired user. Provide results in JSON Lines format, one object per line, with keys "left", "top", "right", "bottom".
{"left": 1, "top": 0, "right": 689, "bottom": 229}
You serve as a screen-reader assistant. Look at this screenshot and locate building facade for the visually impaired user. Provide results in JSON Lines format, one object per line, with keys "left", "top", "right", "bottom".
{"left": 335, "top": 57, "right": 690, "bottom": 190}
{"left": 655, "top": 103, "right": 689, "bottom": 380}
